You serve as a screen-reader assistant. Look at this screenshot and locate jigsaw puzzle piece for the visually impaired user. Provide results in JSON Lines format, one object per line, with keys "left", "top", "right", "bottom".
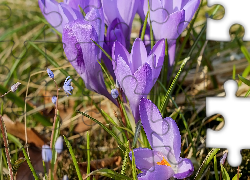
{"left": 206, "top": 80, "right": 250, "bottom": 167}
{"left": 207, "top": 0, "right": 250, "bottom": 41}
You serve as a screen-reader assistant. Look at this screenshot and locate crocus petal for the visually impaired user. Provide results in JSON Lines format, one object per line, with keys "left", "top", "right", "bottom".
{"left": 183, "top": 0, "right": 200, "bottom": 24}
{"left": 63, "top": 20, "right": 116, "bottom": 105}
{"left": 173, "top": 158, "right": 194, "bottom": 179}
{"left": 64, "top": 0, "right": 101, "bottom": 14}
{"left": 168, "top": 42, "right": 176, "bottom": 66}
{"left": 129, "top": 38, "right": 148, "bottom": 74}
{"left": 128, "top": 63, "right": 153, "bottom": 122}
{"left": 138, "top": 165, "right": 175, "bottom": 180}
{"left": 129, "top": 148, "right": 162, "bottom": 173}
{"left": 139, "top": 98, "right": 181, "bottom": 163}
{"left": 38, "top": 0, "right": 63, "bottom": 33}
{"left": 147, "top": 39, "right": 165, "bottom": 82}
{"left": 112, "top": 41, "right": 130, "bottom": 69}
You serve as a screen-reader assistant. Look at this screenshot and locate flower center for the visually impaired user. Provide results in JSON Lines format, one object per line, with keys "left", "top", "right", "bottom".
{"left": 156, "top": 157, "right": 171, "bottom": 167}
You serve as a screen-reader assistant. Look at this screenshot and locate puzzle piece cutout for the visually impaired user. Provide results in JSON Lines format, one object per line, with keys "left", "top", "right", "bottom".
{"left": 206, "top": 80, "right": 250, "bottom": 167}
{"left": 207, "top": 0, "right": 250, "bottom": 41}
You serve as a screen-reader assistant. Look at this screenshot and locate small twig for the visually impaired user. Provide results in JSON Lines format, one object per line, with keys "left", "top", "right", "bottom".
{"left": 0, "top": 115, "right": 14, "bottom": 180}
{"left": 237, "top": 166, "right": 240, "bottom": 180}
{"left": 50, "top": 79, "right": 59, "bottom": 148}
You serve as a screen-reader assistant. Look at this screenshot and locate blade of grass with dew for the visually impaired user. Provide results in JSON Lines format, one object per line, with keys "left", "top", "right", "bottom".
{"left": 194, "top": 148, "right": 220, "bottom": 180}
{"left": 63, "top": 136, "right": 83, "bottom": 180}
{"left": 214, "top": 156, "right": 219, "bottom": 180}
{"left": 232, "top": 173, "right": 242, "bottom": 180}
{"left": 76, "top": 110, "right": 126, "bottom": 151}
{"left": 159, "top": 57, "right": 189, "bottom": 115}
{"left": 85, "top": 168, "right": 132, "bottom": 180}
{"left": 86, "top": 131, "right": 90, "bottom": 180}
{"left": 0, "top": 84, "right": 51, "bottom": 126}
{"left": 121, "top": 141, "right": 129, "bottom": 175}
{"left": 140, "top": 11, "right": 149, "bottom": 41}
{"left": 117, "top": 96, "right": 132, "bottom": 129}
{"left": 131, "top": 149, "right": 137, "bottom": 180}
{"left": 22, "top": 147, "right": 39, "bottom": 180}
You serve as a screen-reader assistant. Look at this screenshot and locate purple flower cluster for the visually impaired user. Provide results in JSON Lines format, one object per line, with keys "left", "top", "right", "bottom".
{"left": 39, "top": 0, "right": 200, "bottom": 178}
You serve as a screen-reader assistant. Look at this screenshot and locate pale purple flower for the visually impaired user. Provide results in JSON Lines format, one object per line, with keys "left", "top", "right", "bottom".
{"left": 101, "top": 0, "right": 139, "bottom": 49}
{"left": 63, "top": 175, "right": 69, "bottom": 180}
{"left": 129, "top": 98, "right": 194, "bottom": 179}
{"left": 111, "top": 89, "right": 119, "bottom": 99}
{"left": 112, "top": 38, "right": 165, "bottom": 122}
{"left": 42, "top": 145, "right": 52, "bottom": 162}
{"left": 52, "top": 96, "right": 57, "bottom": 105}
{"left": 47, "top": 68, "right": 54, "bottom": 79}
{"left": 220, "top": 152, "right": 227, "bottom": 165}
{"left": 38, "top": 0, "right": 84, "bottom": 33}
{"left": 137, "top": 0, "right": 200, "bottom": 66}
{"left": 62, "top": 8, "right": 117, "bottom": 105}
{"left": 55, "top": 136, "right": 63, "bottom": 153}
{"left": 63, "top": 76, "right": 73, "bottom": 96}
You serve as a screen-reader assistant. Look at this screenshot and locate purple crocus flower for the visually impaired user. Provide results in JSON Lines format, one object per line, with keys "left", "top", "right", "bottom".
{"left": 62, "top": 8, "right": 117, "bottom": 105}
{"left": 112, "top": 38, "right": 165, "bottom": 122}
{"left": 137, "top": 0, "right": 200, "bottom": 66}
{"left": 101, "top": 0, "right": 139, "bottom": 49}
{"left": 38, "top": 0, "right": 84, "bottom": 34}
{"left": 129, "top": 98, "right": 194, "bottom": 179}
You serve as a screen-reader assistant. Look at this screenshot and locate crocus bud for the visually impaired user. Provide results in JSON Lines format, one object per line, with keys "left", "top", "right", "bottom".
{"left": 220, "top": 152, "right": 227, "bottom": 165}
{"left": 11, "top": 82, "right": 21, "bottom": 92}
{"left": 52, "top": 96, "right": 57, "bottom": 105}
{"left": 63, "top": 175, "right": 68, "bottom": 180}
{"left": 47, "top": 68, "right": 54, "bottom": 79}
{"left": 55, "top": 136, "right": 63, "bottom": 153}
{"left": 111, "top": 89, "right": 119, "bottom": 99}
{"left": 42, "top": 145, "right": 52, "bottom": 162}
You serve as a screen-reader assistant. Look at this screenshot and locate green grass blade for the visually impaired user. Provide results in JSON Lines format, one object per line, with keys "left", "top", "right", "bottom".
{"left": 91, "top": 39, "right": 112, "bottom": 61}
{"left": 140, "top": 11, "right": 149, "bottom": 41}
{"left": 131, "top": 149, "right": 137, "bottom": 180}
{"left": 159, "top": 57, "right": 189, "bottom": 115}
{"left": 232, "top": 64, "right": 236, "bottom": 80}
{"left": 194, "top": 148, "right": 220, "bottom": 180}
{"left": 214, "top": 156, "right": 219, "bottom": 180}
{"left": 76, "top": 110, "right": 126, "bottom": 151}
{"left": 238, "top": 74, "right": 250, "bottom": 86}
{"left": 63, "top": 136, "right": 83, "bottom": 180}
{"left": 132, "top": 120, "right": 141, "bottom": 148}
{"left": 86, "top": 131, "right": 90, "bottom": 180}
{"left": 86, "top": 168, "right": 132, "bottom": 180}
{"left": 221, "top": 165, "right": 230, "bottom": 180}
{"left": 22, "top": 147, "right": 39, "bottom": 180}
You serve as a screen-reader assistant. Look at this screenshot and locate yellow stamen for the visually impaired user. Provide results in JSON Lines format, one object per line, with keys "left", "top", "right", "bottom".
{"left": 156, "top": 157, "right": 171, "bottom": 167}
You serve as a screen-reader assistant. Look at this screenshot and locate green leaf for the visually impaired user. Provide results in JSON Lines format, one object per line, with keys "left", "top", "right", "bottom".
{"left": 194, "top": 148, "right": 220, "bottom": 180}
{"left": 63, "top": 136, "right": 83, "bottom": 180}
{"left": 132, "top": 120, "right": 141, "bottom": 148}
{"left": 232, "top": 173, "right": 242, "bottom": 180}
{"left": 140, "top": 11, "right": 149, "bottom": 41}
{"left": 240, "top": 45, "right": 250, "bottom": 64}
{"left": 0, "top": 84, "right": 51, "bottom": 126}
{"left": 221, "top": 165, "right": 230, "bottom": 180}
{"left": 86, "top": 131, "right": 91, "bottom": 180}
{"left": 214, "top": 156, "right": 219, "bottom": 180}
{"left": 86, "top": 168, "right": 132, "bottom": 180}
{"left": 238, "top": 74, "right": 250, "bottom": 86}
